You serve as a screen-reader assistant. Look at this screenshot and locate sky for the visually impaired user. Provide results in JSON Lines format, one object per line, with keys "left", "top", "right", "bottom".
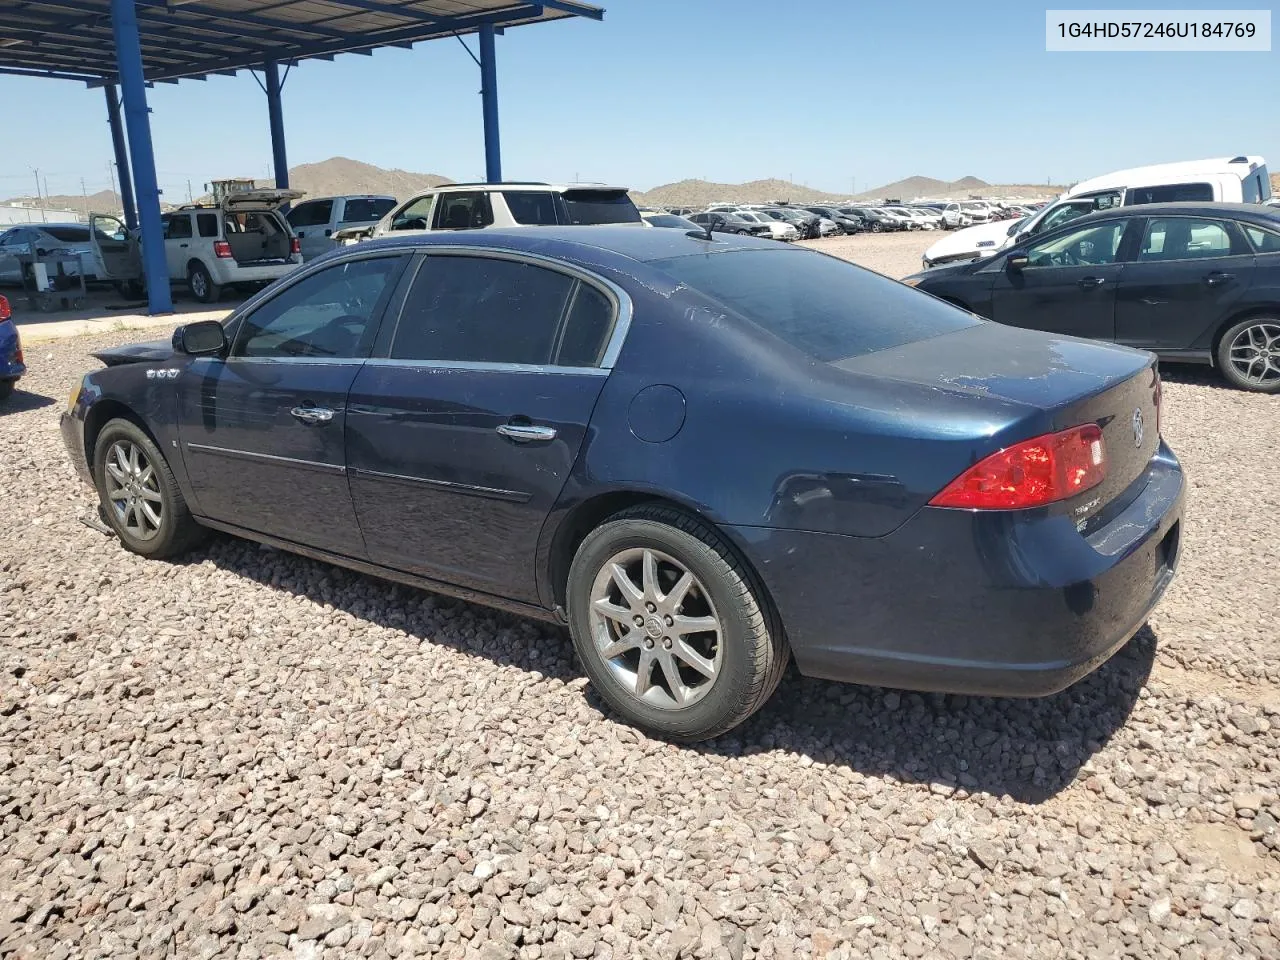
{"left": 0, "top": 0, "right": 1276, "bottom": 205}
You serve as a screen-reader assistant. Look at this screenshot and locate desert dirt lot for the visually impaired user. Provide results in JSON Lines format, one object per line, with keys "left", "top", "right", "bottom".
{"left": 1, "top": 230, "right": 1278, "bottom": 960}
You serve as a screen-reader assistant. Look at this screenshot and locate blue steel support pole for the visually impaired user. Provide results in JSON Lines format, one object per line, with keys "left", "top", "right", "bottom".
{"left": 478, "top": 24, "right": 501, "bottom": 183}
{"left": 109, "top": 0, "right": 172, "bottom": 314}
{"left": 264, "top": 61, "right": 290, "bottom": 191}
{"left": 103, "top": 84, "right": 137, "bottom": 230}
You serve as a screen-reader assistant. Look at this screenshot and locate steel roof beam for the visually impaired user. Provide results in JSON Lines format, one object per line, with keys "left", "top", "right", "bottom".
{"left": 134, "top": 0, "right": 355, "bottom": 40}
{"left": 538, "top": 0, "right": 604, "bottom": 19}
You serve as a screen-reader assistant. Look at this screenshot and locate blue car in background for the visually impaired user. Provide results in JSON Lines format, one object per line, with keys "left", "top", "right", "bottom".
{"left": 60, "top": 227, "right": 1183, "bottom": 741}
{"left": 0, "top": 295, "right": 24, "bottom": 403}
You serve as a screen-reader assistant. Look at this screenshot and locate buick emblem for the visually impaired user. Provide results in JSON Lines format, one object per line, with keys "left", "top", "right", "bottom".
{"left": 1132, "top": 408, "right": 1144, "bottom": 448}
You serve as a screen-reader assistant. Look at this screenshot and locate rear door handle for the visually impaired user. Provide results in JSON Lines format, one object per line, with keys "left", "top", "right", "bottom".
{"left": 496, "top": 423, "right": 557, "bottom": 442}
{"left": 1205, "top": 272, "right": 1235, "bottom": 287}
{"left": 1078, "top": 276, "right": 1106, "bottom": 289}
{"left": 290, "top": 405, "right": 335, "bottom": 424}
{"left": 179, "top": 243, "right": 188, "bottom": 248}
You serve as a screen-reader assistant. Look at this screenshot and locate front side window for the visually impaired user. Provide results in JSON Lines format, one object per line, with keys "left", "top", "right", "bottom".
{"left": 390, "top": 195, "right": 435, "bottom": 231}
{"left": 1243, "top": 223, "right": 1280, "bottom": 253}
{"left": 503, "top": 191, "right": 558, "bottom": 225}
{"left": 650, "top": 248, "right": 981, "bottom": 363}
{"left": 164, "top": 216, "right": 192, "bottom": 240}
{"left": 287, "top": 201, "right": 333, "bottom": 228}
{"left": 1128, "top": 182, "right": 1214, "bottom": 205}
{"left": 44, "top": 226, "right": 91, "bottom": 243}
{"left": 433, "top": 192, "right": 495, "bottom": 230}
{"left": 232, "top": 256, "right": 405, "bottom": 359}
{"left": 1139, "top": 218, "right": 1234, "bottom": 261}
{"left": 391, "top": 255, "right": 576, "bottom": 365}
{"left": 1025, "top": 220, "right": 1126, "bottom": 268}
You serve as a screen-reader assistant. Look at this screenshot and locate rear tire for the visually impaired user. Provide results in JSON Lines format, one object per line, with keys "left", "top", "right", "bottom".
{"left": 1216, "top": 317, "right": 1280, "bottom": 392}
{"left": 93, "top": 418, "right": 207, "bottom": 558}
{"left": 566, "top": 505, "right": 789, "bottom": 742}
{"left": 187, "top": 262, "right": 221, "bottom": 304}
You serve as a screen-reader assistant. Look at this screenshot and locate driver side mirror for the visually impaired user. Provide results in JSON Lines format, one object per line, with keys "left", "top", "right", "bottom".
{"left": 173, "top": 320, "right": 228, "bottom": 356}
{"left": 1006, "top": 254, "right": 1029, "bottom": 273}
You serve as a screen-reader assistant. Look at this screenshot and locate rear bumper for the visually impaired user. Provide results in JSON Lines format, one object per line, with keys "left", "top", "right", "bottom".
{"left": 731, "top": 444, "right": 1184, "bottom": 697}
{"left": 209, "top": 260, "right": 301, "bottom": 285}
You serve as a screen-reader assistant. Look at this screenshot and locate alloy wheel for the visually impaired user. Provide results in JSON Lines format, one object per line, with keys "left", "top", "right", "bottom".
{"left": 103, "top": 439, "right": 163, "bottom": 541}
{"left": 190, "top": 271, "right": 208, "bottom": 299}
{"left": 1228, "top": 322, "right": 1280, "bottom": 387}
{"left": 588, "top": 547, "right": 723, "bottom": 710}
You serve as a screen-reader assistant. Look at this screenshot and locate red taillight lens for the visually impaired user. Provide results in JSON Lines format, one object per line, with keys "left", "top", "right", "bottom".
{"left": 930, "top": 424, "right": 1107, "bottom": 510}
{"left": 0, "top": 294, "right": 10, "bottom": 321}
{"left": 290, "top": 237, "right": 301, "bottom": 256}
{"left": 213, "top": 240, "right": 233, "bottom": 259}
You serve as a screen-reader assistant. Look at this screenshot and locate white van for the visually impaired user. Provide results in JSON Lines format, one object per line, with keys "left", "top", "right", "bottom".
{"left": 922, "top": 156, "right": 1272, "bottom": 269}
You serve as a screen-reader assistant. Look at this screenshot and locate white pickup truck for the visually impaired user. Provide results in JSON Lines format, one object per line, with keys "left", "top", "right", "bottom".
{"left": 285, "top": 195, "right": 397, "bottom": 260}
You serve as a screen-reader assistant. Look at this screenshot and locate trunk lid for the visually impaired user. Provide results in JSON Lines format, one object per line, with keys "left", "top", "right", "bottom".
{"left": 222, "top": 189, "right": 304, "bottom": 212}
{"left": 834, "top": 323, "right": 1161, "bottom": 518}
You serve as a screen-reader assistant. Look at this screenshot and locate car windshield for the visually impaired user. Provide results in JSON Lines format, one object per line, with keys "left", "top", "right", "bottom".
{"left": 644, "top": 214, "right": 695, "bottom": 229}
{"left": 649, "top": 248, "right": 981, "bottom": 363}
{"left": 558, "top": 190, "right": 641, "bottom": 225}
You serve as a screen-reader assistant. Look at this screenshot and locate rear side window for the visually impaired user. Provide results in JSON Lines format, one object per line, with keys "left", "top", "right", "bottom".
{"left": 1242, "top": 223, "right": 1280, "bottom": 253}
{"left": 1128, "top": 183, "right": 1214, "bottom": 204}
{"left": 556, "top": 284, "right": 616, "bottom": 366}
{"left": 341, "top": 198, "right": 395, "bottom": 223}
{"left": 43, "top": 226, "right": 90, "bottom": 242}
{"left": 197, "top": 213, "right": 219, "bottom": 238}
{"left": 504, "top": 191, "right": 558, "bottom": 225}
{"left": 650, "top": 249, "right": 981, "bottom": 363}
{"left": 557, "top": 190, "right": 641, "bottom": 225}
{"left": 1139, "top": 218, "right": 1234, "bottom": 261}
{"left": 391, "top": 255, "right": 575, "bottom": 365}
{"left": 433, "top": 192, "right": 494, "bottom": 230}
{"left": 288, "top": 201, "right": 333, "bottom": 228}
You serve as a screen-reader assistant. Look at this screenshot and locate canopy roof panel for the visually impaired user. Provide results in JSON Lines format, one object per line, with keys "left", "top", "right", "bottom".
{"left": 0, "top": 0, "right": 602, "bottom": 84}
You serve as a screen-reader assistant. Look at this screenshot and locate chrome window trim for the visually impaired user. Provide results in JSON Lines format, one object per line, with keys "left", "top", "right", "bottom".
{"left": 391, "top": 244, "right": 634, "bottom": 370}
{"left": 363, "top": 358, "right": 608, "bottom": 376}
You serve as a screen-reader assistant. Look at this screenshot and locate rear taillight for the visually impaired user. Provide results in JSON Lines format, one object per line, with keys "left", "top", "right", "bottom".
{"left": 930, "top": 424, "right": 1107, "bottom": 510}
{"left": 213, "top": 240, "right": 233, "bottom": 259}
{"left": 0, "top": 294, "right": 9, "bottom": 321}
{"left": 290, "top": 237, "right": 301, "bottom": 256}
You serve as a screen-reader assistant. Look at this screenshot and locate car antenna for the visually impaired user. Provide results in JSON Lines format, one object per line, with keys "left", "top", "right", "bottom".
{"left": 702, "top": 214, "right": 722, "bottom": 241}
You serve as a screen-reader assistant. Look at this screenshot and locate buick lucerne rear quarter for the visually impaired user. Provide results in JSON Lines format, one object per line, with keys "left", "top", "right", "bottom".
{"left": 62, "top": 227, "right": 1184, "bottom": 741}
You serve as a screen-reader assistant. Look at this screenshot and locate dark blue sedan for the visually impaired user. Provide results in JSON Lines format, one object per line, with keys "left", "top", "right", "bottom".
{"left": 61, "top": 227, "right": 1183, "bottom": 741}
{"left": 0, "top": 295, "right": 24, "bottom": 403}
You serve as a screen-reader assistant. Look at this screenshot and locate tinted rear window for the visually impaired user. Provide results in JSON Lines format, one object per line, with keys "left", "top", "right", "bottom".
{"left": 558, "top": 190, "right": 641, "bottom": 225}
{"left": 650, "top": 249, "right": 981, "bottom": 363}
{"left": 341, "top": 198, "right": 396, "bottom": 223}
{"left": 1128, "top": 182, "right": 1214, "bottom": 204}
{"left": 43, "top": 226, "right": 90, "bottom": 242}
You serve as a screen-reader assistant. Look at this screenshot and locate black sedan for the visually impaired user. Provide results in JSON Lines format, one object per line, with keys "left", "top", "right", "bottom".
{"left": 62, "top": 227, "right": 1182, "bottom": 741}
{"left": 844, "top": 206, "right": 902, "bottom": 232}
{"left": 686, "top": 211, "right": 772, "bottom": 238}
{"left": 803, "top": 206, "right": 864, "bottom": 234}
{"left": 906, "top": 202, "right": 1280, "bottom": 392}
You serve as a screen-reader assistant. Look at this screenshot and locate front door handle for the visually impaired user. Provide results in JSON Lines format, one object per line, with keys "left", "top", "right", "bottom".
{"left": 1078, "top": 276, "right": 1106, "bottom": 289}
{"left": 496, "top": 422, "right": 557, "bottom": 443}
{"left": 179, "top": 243, "right": 188, "bottom": 248}
{"left": 1205, "top": 272, "right": 1235, "bottom": 287}
{"left": 290, "top": 405, "right": 335, "bottom": 424}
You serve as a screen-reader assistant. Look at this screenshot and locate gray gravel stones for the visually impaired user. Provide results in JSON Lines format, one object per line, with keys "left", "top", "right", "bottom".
{"left": 2, "top": 244, "right": 1279, "bottom": 960}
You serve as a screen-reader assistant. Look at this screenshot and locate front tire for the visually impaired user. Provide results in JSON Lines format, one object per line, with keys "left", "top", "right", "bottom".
{"left": 1217, "top": 318, "right": 1280, "bottom": 392}
{"left": 566, "top": 505, "right": 789, "bottom": 742}
{"left": 187, "top": 262, "right": 221, "bottom": 304}
{"left": 93, "top": 419, "right": 207, "bottom": 558}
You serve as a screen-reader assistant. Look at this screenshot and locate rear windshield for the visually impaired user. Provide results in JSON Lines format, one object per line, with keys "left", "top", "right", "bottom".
{"left": 558, "top": 190, "right": 641, "bottom": 225}
{"left": 43, "top": 226, "right": 90, "bottom": 242}
{"left": 341, "top": 198, "right": 396, "bottom": 223}
{"left": 650, "top": 248, "right": 981, "bottom": 363}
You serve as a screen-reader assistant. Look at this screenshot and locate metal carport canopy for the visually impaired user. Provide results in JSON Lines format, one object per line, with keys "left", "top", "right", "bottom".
{"left": 0, "top": 0, "right": 603, "bottom": 312}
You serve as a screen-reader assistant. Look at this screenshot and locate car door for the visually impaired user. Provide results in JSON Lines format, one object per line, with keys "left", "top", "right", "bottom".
{"left": 345, "top": 250, "right": 621, "bottom": 603}
{"left": 88, "top": 214, "right": 140, "bottom": 281}
{"left": 989, "top": 218, "right": 1131, "bottom": 341}
{"left": 0, "top": 229, "right": 30, "bottom": 284}
{"left": 163, "top": 213, "right": 193, "bottom": 279}
{"left": 1114, "top": 216, "right": 1254, "bottom": 352}
{"left": 287, "top": 199, "right": 335, "bottom": 260}
{"left": 175, "top": 252, "right": 409, "bottom": 556}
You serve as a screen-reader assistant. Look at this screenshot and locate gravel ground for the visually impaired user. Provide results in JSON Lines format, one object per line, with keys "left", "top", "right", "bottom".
{"left": 2, "top": 237, "right": 1279, "bottom": 959}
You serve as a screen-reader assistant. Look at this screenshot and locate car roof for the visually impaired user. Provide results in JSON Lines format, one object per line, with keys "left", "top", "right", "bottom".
{"left": 1067, "top": 156, "right": 1265, "bottom": 197}
{"left": 343, "top": 224, "right": 778, "bottom": 265}
{"left": 1061, "top": 201, "right": 1280, "bottom": 225}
